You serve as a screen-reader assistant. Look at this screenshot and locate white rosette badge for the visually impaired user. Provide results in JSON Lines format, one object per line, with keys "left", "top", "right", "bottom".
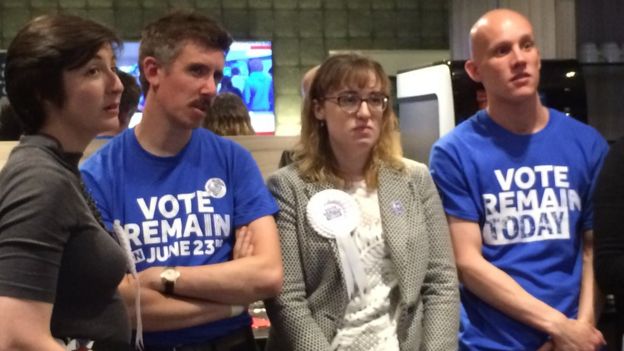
{"left": 307, "top": 189, "right": 366, "bottom": 298}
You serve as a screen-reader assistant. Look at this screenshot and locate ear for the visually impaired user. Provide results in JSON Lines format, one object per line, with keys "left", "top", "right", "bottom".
{"left": 142, "top": 56, "right": 161, "bottom": 89}
{"left": 464, "top": 59, "right": 482, "bottom": 83}
{"left": 313, "top": 99, "right": 325, "bottom": 121}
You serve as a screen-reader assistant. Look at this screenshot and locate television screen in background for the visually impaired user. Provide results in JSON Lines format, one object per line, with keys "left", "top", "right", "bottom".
{"left": 118, "top": 41, "right": 276, "bottom": 135}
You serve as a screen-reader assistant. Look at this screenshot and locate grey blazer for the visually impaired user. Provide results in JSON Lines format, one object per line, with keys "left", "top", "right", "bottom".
{"left": 265, "top": 159, "right": 459, "bottom": 351}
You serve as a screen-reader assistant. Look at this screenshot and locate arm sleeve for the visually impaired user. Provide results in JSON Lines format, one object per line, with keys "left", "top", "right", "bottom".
{"left": 594, "top": 139, "right": 624, "bottom": 295}
{"left": 413, "top": 165, "right": 460, "bottom": 351}
{"left": 429, "top": 142, "right": 480, "bottom": 222}
{"left": 231, "top": 144, "right": 278, "bottom": 227}
{"left": 264, "top": 173, "right": 332, "bottom": 350}
{"left": 0, "top": 165, "right": 74, "bottom": 302}
{"left": 580, "top": 134, "right": 610, "bottom": 231}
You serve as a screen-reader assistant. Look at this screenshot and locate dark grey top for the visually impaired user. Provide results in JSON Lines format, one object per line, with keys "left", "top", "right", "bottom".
{"left": 0, "top": 135, "right": 130, "bottom": 344}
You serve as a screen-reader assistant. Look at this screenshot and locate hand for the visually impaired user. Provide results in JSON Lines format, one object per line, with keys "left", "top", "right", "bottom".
{"left": 550, "top": 318, "right": 606, "bottom": 351}
{"left": 233, "top": 226, "right": 254, "bottom": 259}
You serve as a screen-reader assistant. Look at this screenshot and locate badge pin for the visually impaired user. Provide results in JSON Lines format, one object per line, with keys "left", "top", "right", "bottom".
{"left": 391, "top": 200, "right": 404, "bottom": 215}
{"left": 204, "top": 178, "right": 227, "bottom": 198}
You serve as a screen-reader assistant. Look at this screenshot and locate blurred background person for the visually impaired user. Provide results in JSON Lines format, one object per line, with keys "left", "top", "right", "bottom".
{"left": 265, "top": 53, "right": 459, "bottom": 351}
{"left": 278, "top": 64, "right": 320, "bottom": 168}
{"left": 204, "top": 92, "right": 255, "bottom": 136}
{"left": 0, "top": 97, "right": 22, "bottom": 140}
{"left": 595, "top": 137, "right": 624, "bottom": 350}
{"left": 219, "top": 76, "right": 243, "bottom": 99}
{"left": 98, "top": 70, "right": 141, "bottom": 138}
{"left": 244, "top": 58, "right": 273, "bottom": 111}
{"left": 0, "top": 14, "right": 131, "bottom": 350}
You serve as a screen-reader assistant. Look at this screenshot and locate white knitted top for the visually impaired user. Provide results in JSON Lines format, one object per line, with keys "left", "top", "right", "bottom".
{"left": 331, "top": 181, "right": 400, "bottom": 351}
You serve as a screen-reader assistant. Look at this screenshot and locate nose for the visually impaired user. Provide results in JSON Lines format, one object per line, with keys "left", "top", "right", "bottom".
{"left": 355, "top": 100, "right": 372, "bottom": 119}
{"left": 110, "top": 70, "right": 123, "bottom": 95}
{"left": 200, "top": 76, "right": 218, "bottom": 96}
{"left": 511, "top": 45, "right": 527, "bottom": 65}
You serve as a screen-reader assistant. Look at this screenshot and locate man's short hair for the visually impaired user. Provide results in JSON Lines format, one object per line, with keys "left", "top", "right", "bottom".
{"left": 5, "top": 14, "right": 121, "bottom": 134}
{"left": 138, "top": 11, "right": 233, "bottom": 94}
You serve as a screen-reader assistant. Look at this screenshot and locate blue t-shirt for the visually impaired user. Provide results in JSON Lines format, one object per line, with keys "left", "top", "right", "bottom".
{"left": 429, "top": 109, "right": 608, "bottom": 350}
{"left": 80, "top": 128, "right": 278, "bottom": 347}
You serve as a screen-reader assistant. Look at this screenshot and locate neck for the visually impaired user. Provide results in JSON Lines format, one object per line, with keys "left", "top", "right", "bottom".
{"left": 332, "top": 147, "right": 369, "bottom": 182}
{"left": 135, "top": 102, "right": 193, "bottom": 157}
{"left": 486, "top": 95, "right": 549, "bottom": 134}
{"left": 39, "top": 121, "right": 91, "bottom": 154}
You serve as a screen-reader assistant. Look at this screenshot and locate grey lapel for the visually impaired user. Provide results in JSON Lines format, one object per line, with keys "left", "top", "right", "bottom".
{"left": 378, "top": 164, "right": 418, "bottom": 304}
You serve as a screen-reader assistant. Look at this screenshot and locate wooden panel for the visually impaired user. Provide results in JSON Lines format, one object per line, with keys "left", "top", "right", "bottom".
{"left": 1, "top": 136, "right": 299, "bottom": 180}
{"left": 450, "top": 0, "right": 498, "bottom": 60}
{"left": 450, "top": 0, "right": 575, "bottom": 60}
{"left": 555, "top": 0, "right": 576, "bottom": 59}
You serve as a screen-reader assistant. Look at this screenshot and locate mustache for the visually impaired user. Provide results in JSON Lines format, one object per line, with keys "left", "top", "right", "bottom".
{"left": 190, "top": 98, "right": 212, "bottom": 111}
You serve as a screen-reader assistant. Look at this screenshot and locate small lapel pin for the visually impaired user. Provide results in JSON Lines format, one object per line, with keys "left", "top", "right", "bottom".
{"left": 391, "top": 200, "right": 404, "bottom": 215}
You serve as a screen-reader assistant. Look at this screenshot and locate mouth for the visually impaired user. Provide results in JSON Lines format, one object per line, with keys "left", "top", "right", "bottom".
{"left": 191, "top": 99, "right": 212, "bottom": 114}
{"left": 104, "top": 103, "right": 120, "bottom": 114}
{"left": 511, "top": 72, "right": 531, "bottom": 82}
{"left": 353, "top": 125, "right": 373, "bottom": 133}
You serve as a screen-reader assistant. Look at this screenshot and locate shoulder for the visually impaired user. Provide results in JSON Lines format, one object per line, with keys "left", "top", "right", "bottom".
{"left": 551, "top": 109, "right": 604, "bottom": 140}
{"left": 267, "top": 164, "right": 302, "bottom": 189}
{"left": 81, "top": 129, "right": 128, "bottom": 172}
{"left": 395, "top": 158, "right": 436, "bottom": 190}
{"left": 549, "top": 109, "right": 608, "bottom": 154}
{"left": 2, "top": 149, "right": 76, "bottom": 208}
{"left": 195, "top": 129, "right": 252, "bottom": 158}
{"left": 433, "top": 113, "right": 481, "bottom": 151}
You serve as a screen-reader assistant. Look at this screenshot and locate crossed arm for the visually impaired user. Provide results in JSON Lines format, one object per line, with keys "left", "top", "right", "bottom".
{"left": 448, "top": 216, "right": 604, "bottom": 351}
{"left": 119, "top": 215, "right": 283, "bottom": 331}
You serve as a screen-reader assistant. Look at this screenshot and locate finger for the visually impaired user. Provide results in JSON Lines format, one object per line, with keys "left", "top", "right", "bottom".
{"left": 536, "top": 341, "right": 554, "bottom": 351}
{"left": 245, "top": 243, "right": 254, "bottom": 257}
{"left": 239, "top": 229, "right": 253, "bottom": 257}
{"left": 233, "top": 227, "right": 247, "bottom": 259}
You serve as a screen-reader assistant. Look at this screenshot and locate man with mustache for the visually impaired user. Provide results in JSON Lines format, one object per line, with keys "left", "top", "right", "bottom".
{"left": 429, "top": 9, "right": 608, "bottom": 351}
{"left": 81, "top": 11, "right": 283, "bottom": 351}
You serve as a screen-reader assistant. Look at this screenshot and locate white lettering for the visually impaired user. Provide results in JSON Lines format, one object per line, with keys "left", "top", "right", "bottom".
{"left": 514, "top": 166, "right": 535, "bottom": 190}
{"left": 159, "top": 195, "right": 179, "bottom": 218}
{"left": 137, "top": 197, "right": 158, "bottom": 220}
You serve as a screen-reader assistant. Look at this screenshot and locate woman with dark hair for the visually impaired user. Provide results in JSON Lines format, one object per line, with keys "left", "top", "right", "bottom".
{"left": 264, "top": 53, "right": 459, "bottom": 350}
{"left": 0, "top": 14, "right": 130, "bottom": 350}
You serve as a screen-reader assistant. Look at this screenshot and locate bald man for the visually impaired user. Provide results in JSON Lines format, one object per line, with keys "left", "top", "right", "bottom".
{"left": 429, "top": 9, "right": 608, "bottom": 350}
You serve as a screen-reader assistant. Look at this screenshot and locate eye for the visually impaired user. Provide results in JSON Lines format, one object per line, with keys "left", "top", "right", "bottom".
{"left": 494, "top": 44, "right": 511, "bottom": 57}
{"left": 338, "top": 93, "right": 359, "bottom": 106}
{"left": 521, "top": 40, "right": 535, "bottom": 50}
{"left": 368, "top": 94, "right": 387, "bottom": 106}
{"left": 85, "top": 67, "right": 101, "bottom": 77}
{"left": 188, "top": 65, "right": 207, "bottom": 77}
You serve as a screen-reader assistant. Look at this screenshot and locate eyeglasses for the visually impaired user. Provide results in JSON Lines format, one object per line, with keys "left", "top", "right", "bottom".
{"left": 324, "top": 93, "right": 389, "bottom": 115}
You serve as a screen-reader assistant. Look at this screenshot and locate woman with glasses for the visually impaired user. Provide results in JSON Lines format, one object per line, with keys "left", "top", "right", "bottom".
{"left": 264, "top": 53, "right": 459, "bottom": 351}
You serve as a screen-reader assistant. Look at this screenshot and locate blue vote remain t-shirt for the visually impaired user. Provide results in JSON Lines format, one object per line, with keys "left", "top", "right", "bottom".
{"left": 429, "top": 109, "right": 608, "bottom": 350}
{"left": 81, "top": 127, "right": 278, "bottom": 347}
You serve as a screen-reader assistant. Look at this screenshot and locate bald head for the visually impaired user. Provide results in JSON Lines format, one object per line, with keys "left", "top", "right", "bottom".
{"left": 469, "top": 9, "right": 534, "bottom": 62}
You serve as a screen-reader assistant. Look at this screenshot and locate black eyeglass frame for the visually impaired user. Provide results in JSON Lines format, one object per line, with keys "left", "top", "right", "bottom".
{"left": 323, "top": 93, "right": 390, "bottom": 114}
